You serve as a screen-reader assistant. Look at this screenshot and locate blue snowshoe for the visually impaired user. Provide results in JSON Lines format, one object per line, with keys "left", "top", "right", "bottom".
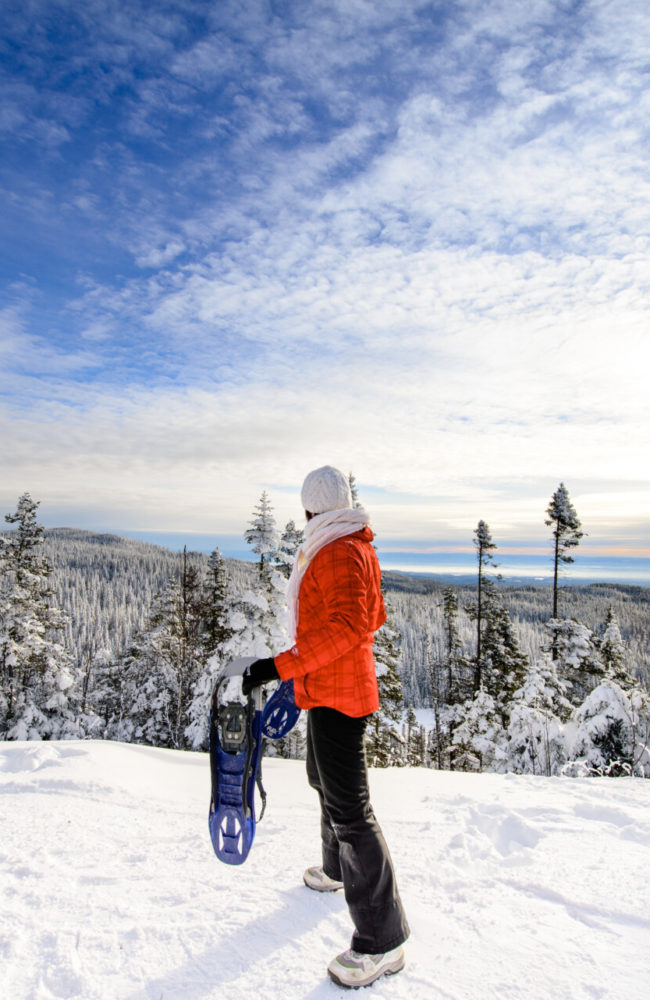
{"left": 208, "top": 658, "right": 300, "bottom": 865}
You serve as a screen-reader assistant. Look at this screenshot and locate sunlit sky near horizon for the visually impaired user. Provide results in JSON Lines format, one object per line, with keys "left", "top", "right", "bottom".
{"left": 1, "top": 0, "right": 649, "bottom": 581}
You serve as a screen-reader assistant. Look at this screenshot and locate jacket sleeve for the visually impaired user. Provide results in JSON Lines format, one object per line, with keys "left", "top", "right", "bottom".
{"left": 275, "top": 541, "right": 380, "bottom": 681}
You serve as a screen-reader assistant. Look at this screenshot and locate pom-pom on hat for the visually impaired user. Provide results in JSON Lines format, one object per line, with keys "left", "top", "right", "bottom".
{"left": 301, "top": 465, "right": 352, "bottom": 515}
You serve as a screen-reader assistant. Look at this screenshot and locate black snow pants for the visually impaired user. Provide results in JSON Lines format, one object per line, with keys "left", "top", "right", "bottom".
{"left": 306, "top": 706, "right": 410, "bottom": 954}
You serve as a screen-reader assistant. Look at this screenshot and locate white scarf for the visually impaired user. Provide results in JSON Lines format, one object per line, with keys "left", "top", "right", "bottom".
{"left": 285, "top": 506, "right": 371, "bottom": 640}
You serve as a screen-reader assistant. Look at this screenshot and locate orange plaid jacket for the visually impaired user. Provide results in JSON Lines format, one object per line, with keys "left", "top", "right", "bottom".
{"left": 275, "top": 526, "right": 386, "bottom": 717}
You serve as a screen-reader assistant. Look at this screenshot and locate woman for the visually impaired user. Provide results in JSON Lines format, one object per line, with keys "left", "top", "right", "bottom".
{"left": 243, "top": 465, "right": 409, "bottom": 988}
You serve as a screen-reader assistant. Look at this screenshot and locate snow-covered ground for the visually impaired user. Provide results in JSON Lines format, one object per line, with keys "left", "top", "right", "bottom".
{"left": 1, "top": 741, "right": 648, "bottom": 1000}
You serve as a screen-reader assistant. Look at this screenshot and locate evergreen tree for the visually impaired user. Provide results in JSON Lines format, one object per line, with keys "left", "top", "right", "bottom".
{"left": 426, "top": 590, "right": 471, "bottom": 770}
{"left": 469, "top": 520, "right": 499, "bottom": 692}
{"left": 0, "top": 493, "right": 82, "bottom": 740}
{"left": 90, "top": 651, "right": 124, "bottom": 734}
{"left": 452, "top": 688, "right": 507, "bottom": 772}
{"left": 545, "top": 618, "right": 604, "bottom": 708}
{"left": 506, "top": 655, "right": 570, "bottom": 775}
{"left": 367, "top": 606, "right": 405, "bottom": 767}
{"left": 223, "top": 493, "right": 289, "bottom": 673}
{"left": 440, "top": 587, "right": 472, "bottom": 704}
{"left": 566, "top": 681, "right": 642, "bottom": 777}
{"left": 272, "top": 716, "right": 308, "bottom": 760}
{"left": 546, "top": 483, "right": 583, "bottom": 619}
{"left": 404, "top": 705, "right": 424, "bottom": 766}
{"left": 478, "top": 584, "right": 529, "bottom": 727}
{"left": 185, "top": 547, "right": 234, "bottom": 750}
{"left": 598, "top": 609, "right": 630, "bottom": 686}
{"left": 274, "top": 521, "right": 303, "bottom": 580}
{"left": 348, "top": 472, "right": 361, "bottom": 508}
{"left": 244, "top": 491, "right": 279, "bottom": 582}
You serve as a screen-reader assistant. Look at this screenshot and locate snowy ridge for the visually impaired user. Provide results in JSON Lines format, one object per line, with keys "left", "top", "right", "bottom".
{"left": 1, "top": 740, "right": 649, "bottom": 1000}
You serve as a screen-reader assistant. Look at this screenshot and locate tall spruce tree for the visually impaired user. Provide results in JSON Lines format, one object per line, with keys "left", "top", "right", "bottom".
{"left": 0, "top": 493, "right": 82, "bottom": 740}
{"left": 546, "top": 483, "right": 583, "bottom": 619}
{"left": 244, "top": 490, "right": 279, "bottom": 583}
{"left": 477, "top": 584, "right": 529, "bottom": 727}
{"left": 224, "top": 492, "right": 288, "bottom": 668}
{"left": 440, "top": 587, "right": 472, "bottom": 704}
{"left": 185, "top": 546, "right": 234, "bottom": 750}
{"left": 468, "top": 521, "right": 498, "bottom": 692}
{"left": 429, "top": 592, "right": 471, "bottom": 770}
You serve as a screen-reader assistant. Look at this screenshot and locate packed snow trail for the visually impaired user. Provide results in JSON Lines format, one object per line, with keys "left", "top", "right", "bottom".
{"left": 1, "top": 740, "right": 649, "bottom": 1000}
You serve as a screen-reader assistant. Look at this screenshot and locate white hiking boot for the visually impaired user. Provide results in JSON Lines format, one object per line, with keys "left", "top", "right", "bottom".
{"left": 328, "top": 945, "right": 405, "bottom": 989}
{"left": 302, "top": 865, "right": 344, "bottom": 892}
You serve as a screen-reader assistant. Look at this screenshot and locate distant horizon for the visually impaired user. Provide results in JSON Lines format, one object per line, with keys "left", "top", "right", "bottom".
{"left": 40, "top": 524, "right": 650, "bottom": 588}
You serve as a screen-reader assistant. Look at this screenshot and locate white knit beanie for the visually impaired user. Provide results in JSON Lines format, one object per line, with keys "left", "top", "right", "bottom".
{"left": 301, "top": 465, "right": 352, "bottom": 514}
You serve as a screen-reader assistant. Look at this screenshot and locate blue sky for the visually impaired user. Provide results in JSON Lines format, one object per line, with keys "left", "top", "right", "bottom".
{"left": 1, "top": 0, "right": 649, "bottom": 580}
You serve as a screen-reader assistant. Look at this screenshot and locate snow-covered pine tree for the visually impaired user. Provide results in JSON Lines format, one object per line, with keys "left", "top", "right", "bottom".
{"left": 426, "top": 590, "right": 472, "bottom": 770}
{"left": 348, "top": 472, "right": 360, "bottom": 508}
{"left": 546, "top": 483, "right": 583, "bottom": 620}
{"left": 222, "top": 492, "right": 289, "bottom": 680}
{"left": 506, "top": 654, "right": 570, "bottom": 775}
{"left": 565, "top": 680, "right": 649, "bottom": 777}
{"left": 597, "top": 609, "right": 631, "bottom": 686}
{"left": 477, "top": 583, "right": 529, "bottom": 727}
{"left": 468, "top": 520, "right": 499, "bottom": 693}
{"left": 404, "top": 705, "right": 424, "bottom": 766}
{"left": 452, "top": 687, "right": 507, "bottom": 772}
{"left": 545, "top": 618, "right": 604, "bottom": 708}
{"left": 185, "top": 546, "right": 235, "bottom": 750}
{"left": 440, "top": 587, "right": 472, "bottom": 704}
{"left": 0, "top": 493, "right": 84, "bottom": 740}
{"left": 89, "top": 650, "right": 124, "bottom": 734}
{"left": 274, "top": 520, "right": 303, "bottom": 580}
{"left": 244, "top": 490, "right": 279, "bottom": 583}
{"left": 272, "top": 715, "right": 308, "bottom": 760}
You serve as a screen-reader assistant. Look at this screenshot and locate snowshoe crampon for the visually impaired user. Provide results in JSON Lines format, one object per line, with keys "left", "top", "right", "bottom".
{"left": 208, "top": 658, "right": 300, "bottom": 866}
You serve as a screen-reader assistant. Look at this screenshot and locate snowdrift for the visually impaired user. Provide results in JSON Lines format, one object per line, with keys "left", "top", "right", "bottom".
{"left": 1, "top": 740, "right": 648, "bottom": 999}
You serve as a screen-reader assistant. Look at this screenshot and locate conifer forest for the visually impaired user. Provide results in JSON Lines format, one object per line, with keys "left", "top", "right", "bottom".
{"left": 1, "top": 488, "right": 649, "bottom": 777}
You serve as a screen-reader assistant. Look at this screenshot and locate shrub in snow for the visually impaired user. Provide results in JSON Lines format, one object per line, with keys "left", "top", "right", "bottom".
{"left": 565, "top": 681, "right": 650, "bottom": 778}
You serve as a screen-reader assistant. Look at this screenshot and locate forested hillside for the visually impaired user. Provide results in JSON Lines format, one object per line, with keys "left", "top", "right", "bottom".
{"left": 46, "top": 529, "right": 650, "bottom": 731}
{"left": 39, "top": 530, "right": 650, "bottom": 701}
{"left": 2, "top": 498, "right": 649, "bottom": 777}
{"left": 386, "top": 577, "right": 650, "bottom": 706}
{"left": 42, "top": 528, "right": 255, "bottom": 668}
